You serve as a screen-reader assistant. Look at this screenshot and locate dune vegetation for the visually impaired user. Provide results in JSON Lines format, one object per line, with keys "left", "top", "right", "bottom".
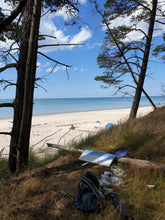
{"left": 0, "top": 106, "right": 165, "bottom": 219}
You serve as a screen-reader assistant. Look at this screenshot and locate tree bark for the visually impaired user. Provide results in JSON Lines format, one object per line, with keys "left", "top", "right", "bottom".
{"left": 129, "top": 0, "right": 157, "bottom": 118}
{"left": 8, "top": 0, "right": 34, "bottom": 173}
{"left": 16, "top": 0, "right": 42, "bottom": 172}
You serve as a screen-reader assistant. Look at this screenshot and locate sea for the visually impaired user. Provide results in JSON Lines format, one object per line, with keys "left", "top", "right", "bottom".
{"left": 0, "top": 96, "right": 164, "bottom": 119}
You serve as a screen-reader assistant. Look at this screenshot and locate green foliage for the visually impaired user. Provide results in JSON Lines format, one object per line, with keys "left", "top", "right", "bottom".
{"left": 44, "top": 0, "right": 78, "bottom": 15}
{"left": 153, "top": 33, "right": 165, "bottom": 59}
{"left": 95, "top": 0, "right": 156, "bottom": 95}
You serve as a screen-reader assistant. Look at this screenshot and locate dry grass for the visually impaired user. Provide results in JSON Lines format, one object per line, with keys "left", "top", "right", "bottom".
{"left": 0, "top": 106, "right": 165, "bottom": 219}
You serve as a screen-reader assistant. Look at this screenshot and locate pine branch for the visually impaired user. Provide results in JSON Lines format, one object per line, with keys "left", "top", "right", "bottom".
{"left": 114, "top": 84, "right": 136, "bottom": 96}
{"left": 0, "top": 63, "right": 17, "bottom": 73}
{"left": 0, "top": 102, "right": 14, "bottom": 108}
{"left": 0, "top": 132, "right": 12, "bottom": 135}
{"left": 155, "top": 20, "right": 165, "bottom": 25}
{"left": 94, "top": 0, "right": 157, "bottom": 109}
{"left": 132, "top": 0, "right": 151, "bottom": 12}
{"left": 38, "top": 51, "right": 71, "bottom": 67}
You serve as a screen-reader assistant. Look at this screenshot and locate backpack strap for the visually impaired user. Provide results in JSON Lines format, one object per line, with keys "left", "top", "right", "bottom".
{"left": 81, "top": 176, "right": 99, "bottom": 199}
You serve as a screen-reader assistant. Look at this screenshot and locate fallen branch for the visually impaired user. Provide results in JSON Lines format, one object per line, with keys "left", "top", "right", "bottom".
{"left": 47, "top": 143, "right": 83, "bottom": 153}
{"left": 116, "top": 157, "right": 165, "bottom": 169}
{"left": 32, "top": 129, "right": 62, "bottom": 147}
{"left": 47, "top": 143, "right": 165, "bottom": 170}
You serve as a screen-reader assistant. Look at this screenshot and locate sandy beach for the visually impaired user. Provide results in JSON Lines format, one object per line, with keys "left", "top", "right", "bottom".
{"left": 0, "top": 106, "right": 153, "bottom": 157}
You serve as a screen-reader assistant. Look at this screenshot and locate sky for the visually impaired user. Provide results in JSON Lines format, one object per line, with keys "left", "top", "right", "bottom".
{"left": 0, "top": 0, "right": 165, "bottom": 99}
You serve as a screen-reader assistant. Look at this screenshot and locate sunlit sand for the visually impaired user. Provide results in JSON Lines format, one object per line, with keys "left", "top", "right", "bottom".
{"left": 0, "top": 106, "right": 153, "bottom": 157}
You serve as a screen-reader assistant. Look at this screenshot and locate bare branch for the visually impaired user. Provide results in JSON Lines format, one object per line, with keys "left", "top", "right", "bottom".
{"left": 35, "top": 82, "right": 47, "bottom": 92}
{"left": 66, "top": 67, "right": 69, "bottom": 80}
{"left": 0, "top": 79, "right": 16, "bottom": 86}
{"left": 38, "top": 34, "right": 56, "bottom": 39}
{"left": 32, "top": 129, "right": 62, "bottom": 147}
{"left": 0, "top": 132, "right": 12, "bottom": 135}
{"left": 38, "top": 43, "right": 84, "bottom": 48}
{"left": 0, "top": 102, "right": 14, "bottom": 108}
{"left": 0, "top": 63, "right": 17, "bottom": 73}
{"left": 2, "top": 47, "right": 19, "bottom": 54}
{"left": 114, "top": 84, "right": 136, "bottom": 95}
{"left": 132, "top": 27, "right": 148, "bottom": 39}
{"left": 124, "top": 46, "right": 145, "bottom": 54}
{"left": 131, "top": 0, "right": 152, "bottom": 12}
{"left": 9, "top": 53, "right": 18, "bottom": 63}
{"left": 155, "top": 20, "right": 165, "bottom": 25}
{"left": 38, "top": 51, "right": 71, "bottom": 67}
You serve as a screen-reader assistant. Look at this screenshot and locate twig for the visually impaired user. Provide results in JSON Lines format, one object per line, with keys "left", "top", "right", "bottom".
{"left": 0, "top": 102, "right": 14, "bottom": 108}
{"left": 47, "top": 143, "right": 83, "bottom": 153}
{"left": 38, "top": 51, "right": 71, "bottom": 68}
{"left": 32, "top": 129, "right": 62, "bottom": 147}
{"left": 57, "top": 129, "right": 71, "bottom": 144}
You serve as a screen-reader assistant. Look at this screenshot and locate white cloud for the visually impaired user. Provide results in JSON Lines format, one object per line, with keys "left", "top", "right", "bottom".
{"left": 37, "top": 62, "right": 41, "bottom": 67}
{"left": 40, "top": 15, "right": 69, "bottom": 44}
{"left": 80, "top": 68, "right": 84, "bottom": 72}
{"left": 39, "top": 14, "right": 70, "bottom": 52}
{"left": 39, "top": 12, "right": 92, "bottom": 52}
{"left": 54, "top": 66, "right": 65, "bottom": 72}
{"left": 104, "top": 0, "right": 165, "bottom": 42}
{"left": 74, "top": 67, "right": 78, "bottom": 71}
{"left": 46, "top": 67, "right": 53, "bottom": 73}
{"left": 79, "top": 0, "right": 87, "bottom": 4}
{"left": 53, "top": 66, "right": 61, "bottom": 72}
{"left": 70, "top": 27, "right": 92, "bottom": 44}
{"left": 0, "top": 39, "right": 17, "bottom": 55}
{"left": 87, "top": 42, "right": 102, "bottom": 49}
{"left": 42, "top": 62, "right": 50, "bottom": 67}
{"left": 1, "top": 2, "right": 92, "bottom": 54}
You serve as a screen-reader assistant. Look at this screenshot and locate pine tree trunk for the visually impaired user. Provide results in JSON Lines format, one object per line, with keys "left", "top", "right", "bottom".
{"left": 16, "top": 0, "right": 42, "bottom": 172}
{"left": 129, "top": 0, "right": 157, "bottom": 119}
{"left": 8, "top": 0, "right": 34, "bottom": 173}
{"left": 8, "top": 0, "right": 41, "bottom": 173}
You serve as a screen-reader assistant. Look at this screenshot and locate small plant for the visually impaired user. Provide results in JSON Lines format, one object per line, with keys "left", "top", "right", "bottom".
{"left": 0, "top": 158, "right": 8, "bottom": 179}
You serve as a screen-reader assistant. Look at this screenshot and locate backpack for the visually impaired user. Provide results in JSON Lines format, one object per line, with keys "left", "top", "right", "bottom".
{"left": 75, "top": 171, "right": 105, "bottom": 213}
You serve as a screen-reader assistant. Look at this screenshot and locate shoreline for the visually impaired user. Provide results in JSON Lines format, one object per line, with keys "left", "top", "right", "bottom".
{"left": 0, "top": 106, "right": 153, "bottom": 157}
{"left": 0, "top": 104, "right": 152, "bottom": 121}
